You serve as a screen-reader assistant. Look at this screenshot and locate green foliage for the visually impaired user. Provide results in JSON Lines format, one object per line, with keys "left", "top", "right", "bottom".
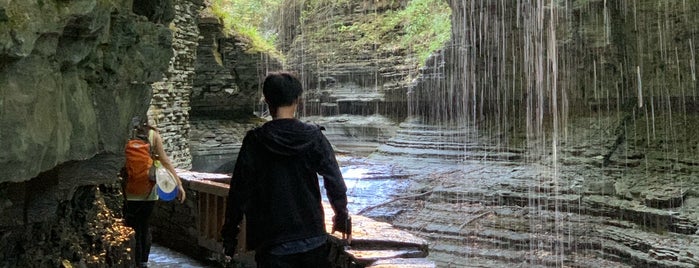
{"left": 399, "top": 0, "right": 452, "bottom": 63}
{"left": 210, "top": 0, "right": 451, "bottom": 66}
{"left": 334, "top": 0, "right": 451, "bottom": 65}
{"left": 211, "top": 0, "right": 283, "bottom": 59}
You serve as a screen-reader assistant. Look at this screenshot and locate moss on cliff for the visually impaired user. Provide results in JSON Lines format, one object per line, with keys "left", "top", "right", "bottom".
{"left": 210, "top": 0, "right": 283, "bottom": 60}
{"left": 303, "top": 0, "right": 451, "bottom": 66}
{"left": 209, "top": 0, "right": 451, "bottom": 68}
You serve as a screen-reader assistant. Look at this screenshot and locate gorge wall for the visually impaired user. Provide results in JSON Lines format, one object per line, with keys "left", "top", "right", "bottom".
{"left": 413, "top": 0, "right": 699, "bottom": 134}
{"left": 0, "top": 0, "right": 200, "bottom": 266}
{"left": 148, "top": 0, "right": 205, "bottom": 169}
{"left": 278, "top": 0, "right": 699, "bottom": 266}
{"left": 188, "top": 11, "right": 282, "bottom": 173}
{"left": 380, "top": 1, "right": 699, "bottom": 266}
{"left": 284, "top": 0, "right": 413, "bottom": 120}
{"left": 2, "top": 0, "right": 699, "bottom": 266}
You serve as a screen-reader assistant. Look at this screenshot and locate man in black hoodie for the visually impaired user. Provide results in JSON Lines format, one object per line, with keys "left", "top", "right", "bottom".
{"left": 221, "top": 72, "right": 351, "bottom": 267}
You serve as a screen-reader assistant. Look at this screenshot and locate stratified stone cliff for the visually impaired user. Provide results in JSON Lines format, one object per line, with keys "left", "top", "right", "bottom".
{"left": 149, "top": 0, "right": 205, "bottom": 169}
{"left": 284, "top": 0, "right": 412, "bottom": 120}
{"left": 187, "top": 11, "right": 282, "bottom": 172}
{"left": 0, "top": 0, "right": 177, "bottom": 266}
{"left": 0, "top": 1, "right": 173, "bottom": 183}
{"left": 191, "top": 15, "right": 281, "bottom": 119}
{"left": 382, "top": 1, "right": 699, "bottom": 267}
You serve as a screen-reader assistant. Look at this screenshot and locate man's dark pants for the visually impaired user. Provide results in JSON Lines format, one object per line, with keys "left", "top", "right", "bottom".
{"left": 255, "top": 242, "right": 332, "bottom": 268}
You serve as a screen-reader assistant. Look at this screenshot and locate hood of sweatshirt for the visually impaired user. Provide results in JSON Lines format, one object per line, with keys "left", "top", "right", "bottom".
{"left": 253, "top": 119, "right": 321, "bottom": 156}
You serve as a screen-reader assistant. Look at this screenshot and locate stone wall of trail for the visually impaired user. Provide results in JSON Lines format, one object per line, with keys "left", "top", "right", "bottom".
{"left": 0, "top": 1, "right": 174, "bottom": 183}
{"left": 0, "top": 0, "right": 201, "bottom": 266}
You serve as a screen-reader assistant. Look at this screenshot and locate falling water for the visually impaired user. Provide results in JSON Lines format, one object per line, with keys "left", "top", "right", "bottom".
{"left": 219, "top": 0, "right": 699, "bottom": 267}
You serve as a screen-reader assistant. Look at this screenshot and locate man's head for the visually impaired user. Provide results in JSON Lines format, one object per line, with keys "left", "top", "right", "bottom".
{"left": 262, "top": 72, "right": 303, "bottom": 111}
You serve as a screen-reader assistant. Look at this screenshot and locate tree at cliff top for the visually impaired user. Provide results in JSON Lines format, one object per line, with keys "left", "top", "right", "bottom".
{"left": 211, "top": 0, "right": 283, "bottom": 60}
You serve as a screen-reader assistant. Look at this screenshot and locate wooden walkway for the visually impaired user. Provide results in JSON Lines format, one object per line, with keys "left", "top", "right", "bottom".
{"left": 170, "top": 170, "right": 435, "bottom": 268}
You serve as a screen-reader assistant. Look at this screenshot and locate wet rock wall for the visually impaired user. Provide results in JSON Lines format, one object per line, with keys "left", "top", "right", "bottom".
{"left": 386, "top": 1, "right": 699, "bottom": 266}
{"left": 0, "top": 0, "right": 199, "bottom": 266}
{"left": 284, "top": 0, "right": 412, "bottom": 121}
{"left": 415, "top": 0, "right": 699, "bottom": 128}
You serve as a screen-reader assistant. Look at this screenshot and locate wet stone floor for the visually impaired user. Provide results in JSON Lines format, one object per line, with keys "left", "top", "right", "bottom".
{"left": 148, "top": 244, "right": 216, "bottom": 268}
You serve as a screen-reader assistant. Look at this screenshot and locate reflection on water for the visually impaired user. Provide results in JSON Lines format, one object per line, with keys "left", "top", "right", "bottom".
{"left": 321, "top": 157, "right": 412, "bottom": 215}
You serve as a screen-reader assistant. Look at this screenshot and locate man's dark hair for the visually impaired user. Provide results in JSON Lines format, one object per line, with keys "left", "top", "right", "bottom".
{"left": 262, "top": 72, "right": 303, "bottom": 109}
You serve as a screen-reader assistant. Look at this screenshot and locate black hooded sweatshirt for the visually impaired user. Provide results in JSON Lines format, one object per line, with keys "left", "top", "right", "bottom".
{"left": 221, "top": 118, "right": 348, "bottom": 252}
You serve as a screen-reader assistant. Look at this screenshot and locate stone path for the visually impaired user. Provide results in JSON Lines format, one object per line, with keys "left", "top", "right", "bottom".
{"left": 149, "top": 243, "right": 216, "bottom": 268}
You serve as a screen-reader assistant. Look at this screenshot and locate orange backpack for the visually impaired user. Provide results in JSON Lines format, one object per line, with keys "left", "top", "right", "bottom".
{"left": 124, "top": 129, "right": 156, "bottom": 196}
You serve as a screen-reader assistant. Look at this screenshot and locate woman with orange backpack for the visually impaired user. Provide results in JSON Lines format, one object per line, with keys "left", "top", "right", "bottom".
{"left": 122, "top": 116, "right": 186, "bottom": 268}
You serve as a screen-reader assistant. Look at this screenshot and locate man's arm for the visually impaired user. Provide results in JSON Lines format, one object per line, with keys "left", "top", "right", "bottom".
{"left": 220, "top": 133, "right": 254, "bottom": 256}
{"left": 315, "top": 133, "right": 351, "bottom": 236}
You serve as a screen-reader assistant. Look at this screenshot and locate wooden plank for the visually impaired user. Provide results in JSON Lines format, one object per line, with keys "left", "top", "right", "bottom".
{"left": 188, "top": 179, "right": 229, "bottom": 197}
{"left": 209, "top": 194, "right": 215, "bottom": 239}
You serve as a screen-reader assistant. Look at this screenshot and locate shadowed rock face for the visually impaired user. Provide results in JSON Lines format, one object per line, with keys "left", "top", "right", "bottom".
{"left": 187, "top": 13, "right": 283, "bottom": 172}
{"left": 190, "top": 16, "right": 282, "bottom": 120}
{"left": 0, "top": 1, "right": 174, "bottom": 183}
{"left": 0, "top": 0, "right": 175, "bottom": 266}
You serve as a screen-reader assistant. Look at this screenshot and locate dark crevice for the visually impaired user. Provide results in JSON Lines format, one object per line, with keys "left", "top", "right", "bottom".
{"left": 132, "top": 0, "right": 175, "bottom": 24}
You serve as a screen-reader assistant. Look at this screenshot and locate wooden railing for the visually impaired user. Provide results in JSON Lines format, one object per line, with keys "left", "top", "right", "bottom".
{"left": 187, "top": 176, "right": 247, "bottom": 254}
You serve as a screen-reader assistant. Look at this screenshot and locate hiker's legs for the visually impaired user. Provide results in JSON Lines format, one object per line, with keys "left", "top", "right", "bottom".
{"left": 124, "top": 201, "right": 156, "bottom": 266}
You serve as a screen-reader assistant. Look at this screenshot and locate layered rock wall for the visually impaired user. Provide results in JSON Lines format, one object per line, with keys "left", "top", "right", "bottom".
{"left": 0, "top": 1, "right": 173, "bottom": 183}
{"left": 149, "top": 0, "right": 205, "bottom": 169}
{"left": 414, "top": 0, "right": 699, "bottom": 126}
{"left": 188, "top": 12, "right": 282, "bottom": 172}
{"left": 0, "top": 0, "right": 193, "bottom": 266}
{"left": 389, "top": 1, "right": 699, "bottom": 266}
{"left": 191, "top": 15, "right": 282, "bottom": 119}
{"left": 285, "top": 0, "right": 412, "bottom": 120}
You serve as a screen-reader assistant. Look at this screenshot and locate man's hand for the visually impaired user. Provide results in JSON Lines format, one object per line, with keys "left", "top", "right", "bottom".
{"left": 332, "top": 215, "right": 352, "bottom": 242}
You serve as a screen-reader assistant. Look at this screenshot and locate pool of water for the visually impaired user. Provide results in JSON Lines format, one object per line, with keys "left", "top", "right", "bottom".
{"left": 320, "top": 156, "right": 415, "bottom": 216}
